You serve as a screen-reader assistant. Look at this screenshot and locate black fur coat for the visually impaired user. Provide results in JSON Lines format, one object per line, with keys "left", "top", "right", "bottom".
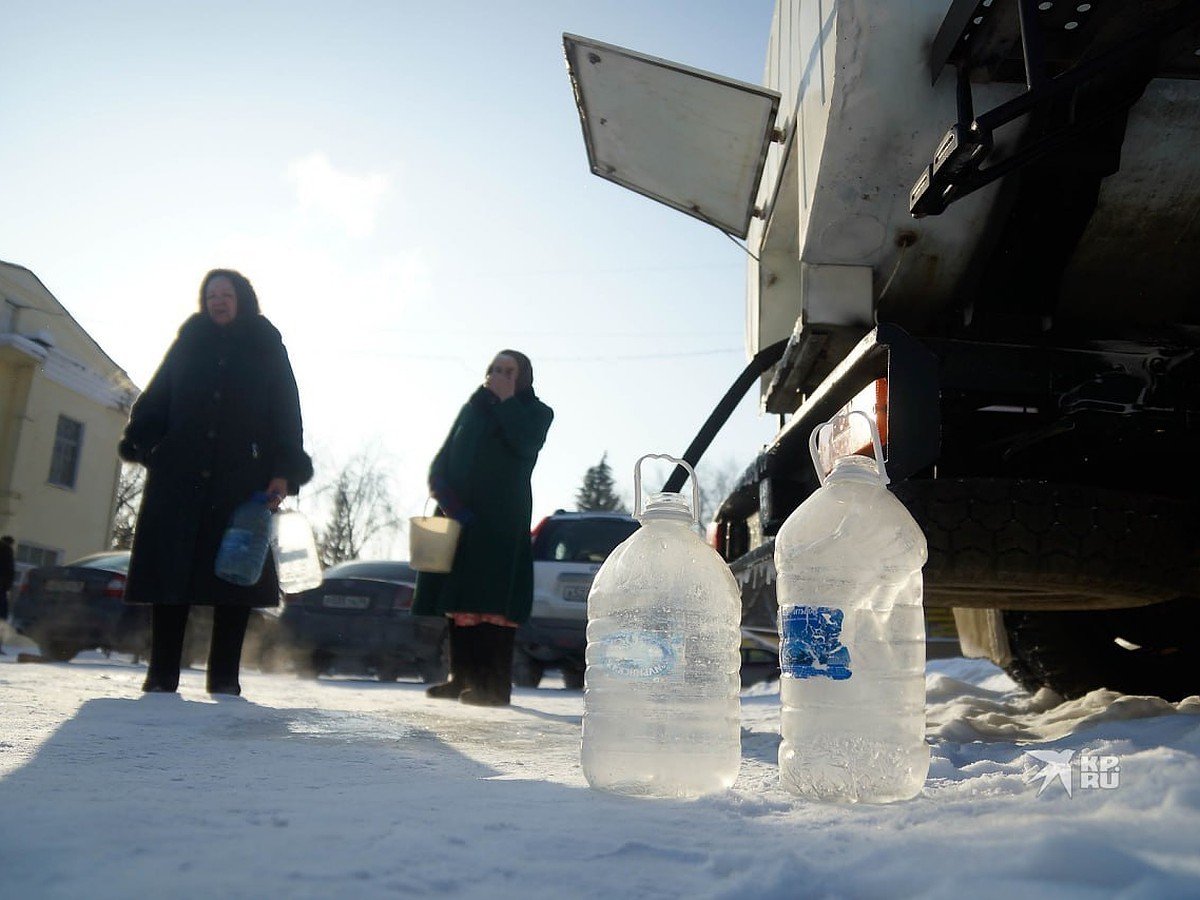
{"left": 118, "top": 312, "right": 313, "bottom": 607}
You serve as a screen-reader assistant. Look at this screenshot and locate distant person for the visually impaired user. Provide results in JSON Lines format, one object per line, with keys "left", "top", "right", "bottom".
{"left": 414, "top": 350, "right": 553, "bottom": 706}
{"left": 118, "top": 269, "right": 313, "bottom": 696}
{"left": 0, "top": 534, "right": 14, "bottom": 655}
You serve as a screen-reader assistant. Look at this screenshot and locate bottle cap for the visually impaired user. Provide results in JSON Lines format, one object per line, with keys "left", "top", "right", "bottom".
{"left": 640, "top": 491, "right": 695, "bottom": 523}
{"left": 809, "top": 410, "right": 890, "bottom": 486}
{"left": 826, "top": 453, "right": 885, "bottom": 485}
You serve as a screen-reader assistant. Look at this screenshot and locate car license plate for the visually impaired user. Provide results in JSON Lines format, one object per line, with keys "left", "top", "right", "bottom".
{"left": 562, "top": 584, "right": 590, "bottom": 602}
{"left": 323, "top": 595, "right": 370, "bottom": 610}
{"left": 45, "top": 579, "right": 85, "bottom": 593}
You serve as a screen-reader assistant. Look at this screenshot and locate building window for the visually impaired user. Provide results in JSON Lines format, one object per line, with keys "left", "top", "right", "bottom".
{"left": 16, "top": 543, "right": 61, "bottom": 568}
{"left": 48, "top": 415, "right": 84, "bottom": 488}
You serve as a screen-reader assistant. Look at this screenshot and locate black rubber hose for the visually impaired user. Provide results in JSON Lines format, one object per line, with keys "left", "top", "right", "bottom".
{"left": 662, "top": 338, "right": 788, "bottom": 494}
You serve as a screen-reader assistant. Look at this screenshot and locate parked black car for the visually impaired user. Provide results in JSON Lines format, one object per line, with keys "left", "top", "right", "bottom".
{"left": 10, "top": 550, "right": 282, "bottom": 669}
{"left": 11, "top": 551, "right": 142, "bottom": 661}
{"left": 515, "top": 511, "right": 641, "bottom": 690}
{"left": 279, "top": 559, "right": 448, "bottom": 683}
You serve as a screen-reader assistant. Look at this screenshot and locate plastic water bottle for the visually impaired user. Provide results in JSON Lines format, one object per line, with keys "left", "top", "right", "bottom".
{"left": 581, "top": 454, "right": 742, "bottom": 798}
{"left": 271, "top": 509, "right": 323, "bottom": 593}
{"left": 774, "top": 411, "right": 929, "bottom": 802}
{"left": 215, "top": 492, "right": 273, "bottom": 586}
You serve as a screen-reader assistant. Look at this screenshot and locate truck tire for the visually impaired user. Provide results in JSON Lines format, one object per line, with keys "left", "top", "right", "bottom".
{"left": 39, "top": 639, "right": 82, "bottom": 662}
{"left": 512, "top": 649, "right": 544, "bottom": 689}
{"left": 417, "top": 634, "right": 450, "bottom": 684}
{"left": 890, "top": 478, "right": 1200, "bottom": 700}
{"left": 1002, "top": 599, "right": 1200, "bottom": 702}
{"left": 890, "top": 479, "right": 1200, "bottom": 610}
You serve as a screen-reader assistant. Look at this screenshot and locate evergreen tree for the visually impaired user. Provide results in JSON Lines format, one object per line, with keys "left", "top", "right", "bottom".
{"left": 575, "top": 453, "right": 627, "bottom": 512}
{"left": 318, "top": 474, "right": 357, "bottom": 565}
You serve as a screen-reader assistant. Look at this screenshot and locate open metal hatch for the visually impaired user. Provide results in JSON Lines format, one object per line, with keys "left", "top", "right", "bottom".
{"left": 563, "top": 33, "right": 781, "bottom": 240}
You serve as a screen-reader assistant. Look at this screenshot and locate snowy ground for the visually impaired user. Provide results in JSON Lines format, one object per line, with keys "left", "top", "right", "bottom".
{"left": 1, "top": 632, "right": 1198, "bottom": 900}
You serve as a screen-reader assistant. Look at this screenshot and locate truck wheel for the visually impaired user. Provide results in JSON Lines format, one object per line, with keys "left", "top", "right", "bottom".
{"left": 417, "top": 634, "right": 450, "bottom": 684}
{"left": 1001, "top": 599, "right": 1200, "bottom": 702}
{"left": 890, "top": 478, "right": 1200, "bottom": 610}
{"left": 561, "top": 661, "right": 585, "bottom": 691}
{"left": 890, "top": 478, "right": 1200, "bottom": 700}
{"left": 512, "top": 649, "right": 544, "bottom": 688}
{"left": 39, "top": 640, "right": 81, "bottom": 662}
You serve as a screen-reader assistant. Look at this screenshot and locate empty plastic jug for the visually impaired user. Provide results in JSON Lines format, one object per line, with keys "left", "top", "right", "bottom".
{"left": 272, "top": 508, "right": 323, "bottom": 593}
{"left": 774, "top": 411, "right": 929, "bottom": 802}
{"left": 581, "top": 454, "right": 742, "bottom": 798}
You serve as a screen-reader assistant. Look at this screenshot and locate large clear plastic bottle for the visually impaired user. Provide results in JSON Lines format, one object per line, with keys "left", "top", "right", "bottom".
{"left": 215, "top": 492, "right": 273, "bottom": 586}
{"left": 271, "top": 508, "right": 323, "bottom": 593}
{"left": 774, "top": 412, "right": 929, "bottom": 802}
{"left": 581, "top": 455, "right": 743, "bottom": 798}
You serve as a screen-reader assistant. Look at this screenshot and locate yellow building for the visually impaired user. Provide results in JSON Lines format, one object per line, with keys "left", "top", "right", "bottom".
{"left": 0, "top": 260, "right": 138, "bottom": 572}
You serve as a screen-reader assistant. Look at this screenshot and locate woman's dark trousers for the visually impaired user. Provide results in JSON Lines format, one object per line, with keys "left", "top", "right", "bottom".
{"left": 206, "top": 606, "right": 250, "bottom": 695}
{"left": 143, "top": 605, "right": 249, "bottom": 695}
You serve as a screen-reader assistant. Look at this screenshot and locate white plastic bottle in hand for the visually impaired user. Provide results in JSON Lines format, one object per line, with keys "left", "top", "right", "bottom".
{"left": 581, "top": 455, "right": 743, "bottom": 798}
{"left": 774, "top": 412, "right": 929, "bottom": 802}
{"left": 271, "top": 508, "right": 323, "bottom": 593}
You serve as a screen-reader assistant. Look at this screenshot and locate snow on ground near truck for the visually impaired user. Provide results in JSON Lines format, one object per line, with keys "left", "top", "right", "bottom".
{"left": 1, "top": 640, "right": 1198, "bottom": 899}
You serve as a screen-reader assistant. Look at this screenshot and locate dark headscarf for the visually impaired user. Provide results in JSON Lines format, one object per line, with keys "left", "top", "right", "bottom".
{"left": 198, "top": 268, "right": 262, "bottom": 319}
{"left": 496, "top": 349, "right": 534, "bottom": 392}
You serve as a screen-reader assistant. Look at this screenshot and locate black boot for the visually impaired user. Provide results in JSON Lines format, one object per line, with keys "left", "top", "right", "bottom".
{"left": 206, "top": 606, "right": 250, "bottom": 695}
{"left": 460, "top": 624, "right": 515, "bottom": 707}
{"left": 426, "top": 619, "right": 474, "bottom": 699}
{"left": 143, "top": 605, "right": 189, "bottom": 693}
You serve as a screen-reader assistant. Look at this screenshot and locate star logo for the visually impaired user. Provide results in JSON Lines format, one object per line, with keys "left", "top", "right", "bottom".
{"left": 1025, "top": 749, "right": 1076, "bottom": 797}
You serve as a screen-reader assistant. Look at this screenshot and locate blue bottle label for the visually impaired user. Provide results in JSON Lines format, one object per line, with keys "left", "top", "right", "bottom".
{"left": 779, "top": 606, "right": 852, "bottom": 680}
{"left": 595, "top": 631, "right": 685, "bottom": 681}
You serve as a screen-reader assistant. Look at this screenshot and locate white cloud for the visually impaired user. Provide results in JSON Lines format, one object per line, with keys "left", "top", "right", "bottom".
{"left": 286, "top": 152, "right": 391, "bottom": 238}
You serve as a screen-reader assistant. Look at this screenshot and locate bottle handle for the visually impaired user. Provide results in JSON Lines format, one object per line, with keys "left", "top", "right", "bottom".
{"left": 808, "top": 409, "right": 889, "bottom": 487}
{"left": 633, "top": 454, "right": 700, "bottom": 525}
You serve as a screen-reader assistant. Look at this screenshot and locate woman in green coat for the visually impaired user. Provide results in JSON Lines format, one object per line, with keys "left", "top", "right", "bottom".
{"left": 414, "top": 350, "right": 553, "bottom": 706}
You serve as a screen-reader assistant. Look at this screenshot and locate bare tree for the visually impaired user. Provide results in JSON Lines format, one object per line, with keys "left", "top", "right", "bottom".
{"left": 111, "top": 463, "right": 145, "bottom": 549}
{"left": 694, "top": 456, "right": 743, "bottom": 526}
{"left": 313, "top": 449, "right": 403, "bottom": 565}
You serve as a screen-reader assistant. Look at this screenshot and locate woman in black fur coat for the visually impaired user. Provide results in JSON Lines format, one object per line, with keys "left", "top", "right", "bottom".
{"left": 118, "top": 269, "right": 313, "bottom": 696}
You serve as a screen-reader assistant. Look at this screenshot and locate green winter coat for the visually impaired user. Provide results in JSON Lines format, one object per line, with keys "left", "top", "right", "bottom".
{"left": 412, "top": 385, "right": 553, "bottom": 622}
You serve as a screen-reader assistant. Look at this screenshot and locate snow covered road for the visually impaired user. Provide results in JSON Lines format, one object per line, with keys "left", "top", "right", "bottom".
{"left": 1, "top": 642, "right": 1198, "bottom": 899}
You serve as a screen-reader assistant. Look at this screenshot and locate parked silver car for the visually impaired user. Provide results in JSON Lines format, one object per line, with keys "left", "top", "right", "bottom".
{"left": 514, "top": 511, "right": 641, "bottom": 689}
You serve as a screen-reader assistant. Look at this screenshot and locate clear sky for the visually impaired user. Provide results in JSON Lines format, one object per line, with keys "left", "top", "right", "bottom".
{"left": 0, "top": 1, "right": 780, "bottom": 555}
